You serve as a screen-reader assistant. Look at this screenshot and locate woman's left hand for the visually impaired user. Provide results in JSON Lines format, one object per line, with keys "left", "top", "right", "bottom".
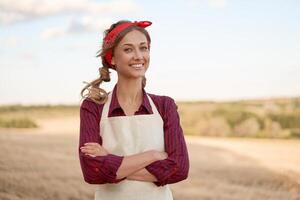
{"left": 80, "top": 142, "right": 109, "bottom": 157}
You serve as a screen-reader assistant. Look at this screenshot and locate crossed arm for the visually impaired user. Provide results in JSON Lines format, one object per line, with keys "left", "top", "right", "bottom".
{"left": 79, "top": 97, "right": 189, "bottom": 186}
{"left": 80, "top": 143, "right": 166, "bottom": 182}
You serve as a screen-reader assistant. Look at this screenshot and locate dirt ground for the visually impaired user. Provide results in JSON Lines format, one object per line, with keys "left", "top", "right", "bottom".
{"left": 0, "top": 116, "right": 300, "bottom": 200}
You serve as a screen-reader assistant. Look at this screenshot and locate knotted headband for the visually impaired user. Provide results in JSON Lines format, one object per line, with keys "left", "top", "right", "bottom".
{"left": 103, "top": 21, "right": 152, "bottom": 69}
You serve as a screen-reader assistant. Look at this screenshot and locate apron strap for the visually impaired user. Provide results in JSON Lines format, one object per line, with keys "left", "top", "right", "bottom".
{"left": 100, "top": 92, "right": 160, "bottom": 121}
{"left": 146, "top": 94, "right": 160, "bottom": 115}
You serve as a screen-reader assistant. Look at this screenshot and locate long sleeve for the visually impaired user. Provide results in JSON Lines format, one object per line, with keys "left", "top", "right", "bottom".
{"left": 145, "top": 97, "right": 189, "bottom": 186}
{"left": 78, "top": 99, "right": 124, "bottom": 184}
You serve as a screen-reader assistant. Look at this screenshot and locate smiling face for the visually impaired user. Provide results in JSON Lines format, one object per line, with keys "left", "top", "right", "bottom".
{"left": 111, "top": 30, "right": 150, "bottom": 79}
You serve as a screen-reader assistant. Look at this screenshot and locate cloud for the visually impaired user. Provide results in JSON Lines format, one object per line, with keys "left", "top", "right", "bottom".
{"left": 208, "top": 0, "right": 227, "bottom": 8}
{"left": 68, "top": 16, "right": 111, "bottom": 33}
{"left": 20, "top": 53, "right": 36, "bottom": 61}
{"left": 41, "top": 27, "right": 67, "bottom": 39}
{"left": 186, "top": 0, "right": 228, "bottom": 8}
{"left": 0, "top": 0, "right": 139, "bottom": 25}
{"left": 41, "top": 17, "right": 112, "bottom": 39}
{"left": 0, "top": 36, "right": 22, "bottom": 47}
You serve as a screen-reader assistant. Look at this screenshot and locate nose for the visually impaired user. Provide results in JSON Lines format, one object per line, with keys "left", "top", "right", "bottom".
{"left": 133, "top": 49, "right": 143, "bottom": 60}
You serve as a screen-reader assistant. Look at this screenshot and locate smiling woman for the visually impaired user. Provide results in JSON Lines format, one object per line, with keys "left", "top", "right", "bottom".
{"left": 79, "top": 20, "right": 189, "bottom": 200}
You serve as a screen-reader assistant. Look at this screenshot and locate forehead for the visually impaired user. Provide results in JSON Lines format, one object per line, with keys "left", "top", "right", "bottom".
{"left": 118, "top": 30, "right": 148, "bottom": 46}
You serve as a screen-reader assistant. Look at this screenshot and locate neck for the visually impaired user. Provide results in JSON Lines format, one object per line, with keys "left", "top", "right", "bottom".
{"left": 116, "top": 77, "right": 143, "bottom": 104}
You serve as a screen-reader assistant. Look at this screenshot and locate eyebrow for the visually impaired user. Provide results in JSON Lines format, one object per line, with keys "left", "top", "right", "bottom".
{"left": 122, "top": 42, "right": 148, "bottom": 46}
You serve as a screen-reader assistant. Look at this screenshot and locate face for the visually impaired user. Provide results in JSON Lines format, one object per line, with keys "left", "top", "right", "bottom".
{"left": 111, "top": 30, "right": 150, "bottom": 79}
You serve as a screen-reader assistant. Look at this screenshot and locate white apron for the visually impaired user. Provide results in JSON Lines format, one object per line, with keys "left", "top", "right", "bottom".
{"left": 95, "top": 92, "right": 173, "bottom": 200}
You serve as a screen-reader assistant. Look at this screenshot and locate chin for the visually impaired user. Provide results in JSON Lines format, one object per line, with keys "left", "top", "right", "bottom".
{"left": 131, "top": 73, "right": 146, "bottom": 79}
{"left": 129, "top": 68, "right": 147, "bottom": 76}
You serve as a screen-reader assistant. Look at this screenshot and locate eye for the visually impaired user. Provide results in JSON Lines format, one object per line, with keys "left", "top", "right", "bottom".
{"left": 124, "top": 48, "right": 132, "bottom": 53}
{"left": 140, "top": 46, "right": 148, "bottom": 51}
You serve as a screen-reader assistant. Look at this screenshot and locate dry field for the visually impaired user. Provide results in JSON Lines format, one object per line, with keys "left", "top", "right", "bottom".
{"left": 0, "top": 116, "right": 300, "bottom": 200}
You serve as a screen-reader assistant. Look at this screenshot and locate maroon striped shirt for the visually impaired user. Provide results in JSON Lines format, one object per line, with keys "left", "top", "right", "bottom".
{"left": 79, "top": 84, "right": 189, "bottom": 186}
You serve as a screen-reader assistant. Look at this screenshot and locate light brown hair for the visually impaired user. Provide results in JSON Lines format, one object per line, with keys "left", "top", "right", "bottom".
{"left": 80, "top": 20, "right": 151, "bottom": 104}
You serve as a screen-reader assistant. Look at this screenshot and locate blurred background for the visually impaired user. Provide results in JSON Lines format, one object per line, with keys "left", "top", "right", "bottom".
{"left": 1, "top": 0, "right": 300, "bottom": 199}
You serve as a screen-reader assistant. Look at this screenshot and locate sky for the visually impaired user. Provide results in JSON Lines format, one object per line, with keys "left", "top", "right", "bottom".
{"left": 1, "top": 0, "right": 300, "bottom": 105}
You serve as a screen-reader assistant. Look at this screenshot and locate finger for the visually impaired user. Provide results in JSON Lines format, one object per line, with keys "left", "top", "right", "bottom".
{"left": 84, "top": 144, "right": 103, "bottom": 150}
{"left": 80, "top": 147, "right": 96, "bottom": 152}
{"left": 83, "top": 144, "right": 100, "bottom": 148}
{"left": 81, "top": 148, "right": 96, "bottom": 154}
{"left": 81, "top": 146, "right": 95, "bottom": 151}
{"left": 84, "top": 142, "right": 99, "bottom": 146}
{"left": 85, "top": 153, "right": 96, "bottom": 157}
{"left": 81, "top": 148, "right": 91, "bottom": 153}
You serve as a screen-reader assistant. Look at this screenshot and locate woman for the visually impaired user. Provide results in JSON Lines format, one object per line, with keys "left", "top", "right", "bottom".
{"left": 79, "top": 20, "right": 189, "bottom": 200}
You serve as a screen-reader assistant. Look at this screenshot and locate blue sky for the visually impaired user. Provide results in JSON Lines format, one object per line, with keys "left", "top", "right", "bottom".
{"left": 1, "top": 0, "right": 300, "bottom": 105}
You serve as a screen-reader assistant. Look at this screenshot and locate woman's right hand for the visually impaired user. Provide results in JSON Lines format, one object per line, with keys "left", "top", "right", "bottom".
{"left": 80, "top": 142, "right": 109, "bottom": 157}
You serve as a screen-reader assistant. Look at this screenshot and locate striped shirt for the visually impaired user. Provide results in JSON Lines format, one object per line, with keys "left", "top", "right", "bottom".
{"left": 79, "top": 84, "right": 189, "bottom": 186}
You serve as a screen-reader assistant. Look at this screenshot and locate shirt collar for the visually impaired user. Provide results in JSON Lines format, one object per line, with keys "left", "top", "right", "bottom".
{"left": 108, "top": 84, "right": 153, "bottom": 116}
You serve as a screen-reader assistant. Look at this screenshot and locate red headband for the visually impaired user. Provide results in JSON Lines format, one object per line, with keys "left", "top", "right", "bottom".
{"left": 103, "top": 21, "right": 152, "bottom": 69}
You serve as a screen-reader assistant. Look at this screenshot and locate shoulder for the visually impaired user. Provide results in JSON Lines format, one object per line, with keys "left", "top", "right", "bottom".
{"left": 148, "top": 93, "right": 176, "bottom": 105}
{"left": 80, "top": 97, "right": 105, "bottom": 114}
{"left": 147, "top": 93, "right": 178, "bottom": 115}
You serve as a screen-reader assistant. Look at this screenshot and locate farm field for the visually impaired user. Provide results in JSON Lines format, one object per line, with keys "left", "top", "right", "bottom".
{"left": 0, "top": 116, "right": 299, "bottom": 200}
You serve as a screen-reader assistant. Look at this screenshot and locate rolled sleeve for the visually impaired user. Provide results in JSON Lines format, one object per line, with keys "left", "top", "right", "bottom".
{"left": 145, "top": 158, "right": 179, "bottom": 186}
{"left": 79, "top": 99, "right": 125, "bottom": 184}
{"left": 79, "top": 152, "right": 124, "bottom": 184}
{"left": 146, "top": 97, "right": 189, "bottom": 186}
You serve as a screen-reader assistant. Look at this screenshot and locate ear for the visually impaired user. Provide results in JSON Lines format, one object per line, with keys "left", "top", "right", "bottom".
{"left": 111, "top": 56, "right": 115, "bottom": 65}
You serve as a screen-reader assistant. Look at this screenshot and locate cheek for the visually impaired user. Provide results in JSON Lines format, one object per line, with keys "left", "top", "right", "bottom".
{"left": 144, "top": 52, "right": 150, "bottom": 61}
{"left": 114, "top": 52, "right": 130, "bottom": 65}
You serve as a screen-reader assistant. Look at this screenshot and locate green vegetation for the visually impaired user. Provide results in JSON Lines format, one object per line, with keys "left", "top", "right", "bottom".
{"left": 0, "top": 104, "right": 79, "bottom": 128}
{"left": 0, "top": 104, "right": 78, "bottom": 114}
{"left": 268, "top": 113, "right": 300, "bottom": 129}
{"left": 212, "top": 108, "right": 264, "bottom": 128}
{"left": 0, "top": 117, "right": 38, "bottom": 128}
{"left": 1, "top": 98, "right": 300, "bottom": 139}
{"left": 290, "top": 129, "right": 300, "bottom": 138}
{"left": 177, "top": 97, "right": 300, "bottom": 139}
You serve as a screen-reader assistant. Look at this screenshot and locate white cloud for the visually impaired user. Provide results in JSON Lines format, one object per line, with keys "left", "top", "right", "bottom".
{"left": 186, "top": 0, "right": 228, "bottom": 8}
{"left": 0, "top": 0, "right": 139, "bottom": 25}
{"left": 1, "top": 36, "right": 22, "bottom": 47}
{"left": 68, "top": 16, "right": 112, "bottom": 33}
{"left": 0, "top": 11, "right": 27, "bottom": 25}
{"left": 41, "top": 17, "right": 112, "bottom": 39}
{"left": 208, "top": 0, "right": 227, "bottom": 8}
{"left": 20, "top": 53, "right": 36, "bottom": 61}
{"left": 41, "top": 27, "right": 67, "bottom": 39}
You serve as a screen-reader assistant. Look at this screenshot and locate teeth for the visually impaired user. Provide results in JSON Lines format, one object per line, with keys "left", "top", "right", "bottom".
{"left": 131, "top": 64, "right": 143, "bottom": 68}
